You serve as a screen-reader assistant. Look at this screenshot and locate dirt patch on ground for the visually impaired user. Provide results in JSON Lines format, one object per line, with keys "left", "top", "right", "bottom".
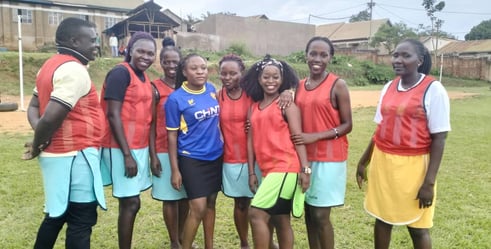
{"left": 0, "top": 91, "right": 477, "bottom": 134}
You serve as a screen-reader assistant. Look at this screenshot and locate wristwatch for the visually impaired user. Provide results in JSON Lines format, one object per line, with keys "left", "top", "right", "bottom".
{"left": 301, "top": 167, "right": 312, "bottom": 175}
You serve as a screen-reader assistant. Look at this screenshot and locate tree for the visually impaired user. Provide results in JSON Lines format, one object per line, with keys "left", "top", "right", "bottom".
{"left": 465, "top": 19, "right": 491, "bottom": 40}
{"left": 349, "top": 10, "right": 371, "bottom": 22}
{"left": 184, "top": 14, "right": 201, "bottom": 24}
{"left": 370, "top": 22, "right": 418, "bottom": 53}
{"left": 422, "top": 0, "right": 445, "bottom": 60}
{"left": 417, "top": 24, "right": 455, "bottom": 39}
{"left": 200, "top": 11, "right": 236, "bottom": 20}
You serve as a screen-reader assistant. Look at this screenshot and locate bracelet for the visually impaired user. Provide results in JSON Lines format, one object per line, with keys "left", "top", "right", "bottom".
{"left": 333, "top": 128, "right": 339, "bottom": 139}
{"left": 249, "top": 173, "right": 256, "bottom": 176}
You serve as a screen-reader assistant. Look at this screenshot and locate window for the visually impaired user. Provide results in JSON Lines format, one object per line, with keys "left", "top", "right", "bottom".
{"left": 48, "top": 12, "right": 63, "bottom": 25}
{"left": 78, "top": 14, "right": 89, "bottom": 21}
{"left": 104, "top": 17, "right": 117, "bottom": 29}
{"left": 13, "top": 9, "right": 33, "bottom": 23}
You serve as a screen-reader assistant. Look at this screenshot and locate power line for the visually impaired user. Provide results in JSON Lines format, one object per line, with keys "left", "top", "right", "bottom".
{"left": 312, "top": 3, "right": 366, "bottom": 18}
{"left": 309, "top": 14, "right": 351, "bottom": 21}
{"left": 378, "top": 3, "right": 491, "bottom": 15}
{"left": 376, "top": 4, "right": 420, "bottom": 26}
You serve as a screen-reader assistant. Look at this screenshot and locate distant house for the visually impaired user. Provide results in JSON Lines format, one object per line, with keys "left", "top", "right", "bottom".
{"left": 316, "top": 19, "right": 391, "bottom": 52}
{"left": 0, "top": 0, "right": 140, "bottom": 51}
{"left": 420, "top": 36, "right": 456, "bottom": 54}
{"left": 438, "top": 39, "right": 491, "bottom": 58}
{"left": 162, "top": 8, "right": 187, "bottom": 33}
{"left": 105, "top": 1, "right": 179, "bottom": 42}
{"left": 247, "top": 14, "right": 269, "bottom": 20}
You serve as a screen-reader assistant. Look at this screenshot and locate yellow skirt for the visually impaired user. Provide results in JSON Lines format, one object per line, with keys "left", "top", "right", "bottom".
{"left": 364, "top": 145, "right": 436, "bottom": 228}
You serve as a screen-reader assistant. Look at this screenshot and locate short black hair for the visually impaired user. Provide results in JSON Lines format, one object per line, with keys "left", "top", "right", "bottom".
{"left": 124, "top": 31, "right": 156, "bottom": 63}
{"left": 162, "top": 37, "right": 176, "bottom": 47}
{"left": 241, "top": 54, "right": 299, "bottom": 102}
{"left": 55, "top": 17, "right": 95, "bottom": 46}
{"left": 219, "top": 54, "right": 246, "bottom": 72}
{"left": 305, "top": 36, "right": 335, "bottom": 56}
{"left": 160, "top": 46, "right": 181, "bottom": 64}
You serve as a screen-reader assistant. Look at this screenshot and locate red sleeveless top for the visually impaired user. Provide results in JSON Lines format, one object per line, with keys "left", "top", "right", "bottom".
{"left": 296, "top": 73, "right": 348, "bottom": 161}
{"left": 250, "top": 100, "right": 300, "bottom": 176}
{"left": 153, "top": 78, "right": 174, "bottom": 153}
{"left": 36, "top": 54, "right": 103, "bottom": 153}
{"left": 218, "top": 90, "right": 253, "bottom": 163}
{"left": 101, "top": 62, "right": 153, "bottom": 149}
{"left": 374, "top": 75, "right": 435, "bottom": 155}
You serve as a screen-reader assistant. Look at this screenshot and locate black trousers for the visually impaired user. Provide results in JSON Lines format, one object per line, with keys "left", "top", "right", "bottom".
{"left": 33, "top": 201, "right": 98, "bottom": 249}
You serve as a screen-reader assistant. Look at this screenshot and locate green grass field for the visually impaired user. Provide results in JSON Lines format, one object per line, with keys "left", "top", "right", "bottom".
{"left": 1, "top": 86, "right": 490, "bottom": 248}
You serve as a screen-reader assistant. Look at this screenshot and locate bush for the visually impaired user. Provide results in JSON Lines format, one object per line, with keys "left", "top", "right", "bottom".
{"left": 225, "top": 43, "right": 252, "bottom": 58}
{"left": 286, "top": 50, "right": 306, "bottom": 64}
{"left": 361, "top": 61, "right": 394, "bottom": 85}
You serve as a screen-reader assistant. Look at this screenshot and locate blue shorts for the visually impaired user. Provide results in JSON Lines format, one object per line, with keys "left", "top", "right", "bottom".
{"left": 39, "top": 147, "right": 106, "bottom": 217}
{"left": 222, "top": 163, "right": 262, "bottom": 198}
{"left": 151, "top": 153, "right": 188, "bottom": 201}
{"left": 305, "top": 161, "right": 347, "bottom": 207}
{"left": 100, "top": 147, "right": 152, "bottom": 198}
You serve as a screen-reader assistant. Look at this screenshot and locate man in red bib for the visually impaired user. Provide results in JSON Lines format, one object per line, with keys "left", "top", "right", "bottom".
{"left": 24, "top": 17, "right": 106, "bottom": 249}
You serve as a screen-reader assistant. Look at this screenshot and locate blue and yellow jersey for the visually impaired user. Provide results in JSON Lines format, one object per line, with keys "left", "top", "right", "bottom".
{"left": 165, "top": 82, "right": 223, "bottom": 160}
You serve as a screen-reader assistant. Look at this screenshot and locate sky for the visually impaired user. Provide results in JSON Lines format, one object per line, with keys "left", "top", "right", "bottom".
{"left": 153, "top": 0, "right": 491, "bottom": 40}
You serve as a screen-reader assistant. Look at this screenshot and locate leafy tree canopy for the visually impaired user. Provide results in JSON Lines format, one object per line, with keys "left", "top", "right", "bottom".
{"left": 465, "top": 19, "right": 491, "bottom": 40}
{"left": 349, "top": 10, "right": 371, "bottom": 23}
{"left": 370, "top": 22, "right": 418, "bottom": 53}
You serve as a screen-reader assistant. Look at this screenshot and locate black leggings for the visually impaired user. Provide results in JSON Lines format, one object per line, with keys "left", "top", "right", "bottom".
{"left": 34, "top": 201, "right": 98, "bottom": 249}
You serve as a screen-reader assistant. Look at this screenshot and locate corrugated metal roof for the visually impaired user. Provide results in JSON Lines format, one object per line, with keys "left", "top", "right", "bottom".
{"left": 14, "top": 0, "right": 134, "bottom": 12}
{"left": 439, "top": 39, "right": 491, "bottom": 54}
{"left": 316, "top": 19, "right": 390, "bottom": 42}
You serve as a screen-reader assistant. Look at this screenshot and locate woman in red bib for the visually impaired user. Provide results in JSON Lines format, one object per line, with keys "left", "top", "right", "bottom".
{"left": 100, "top": 32, "right": 156, "bottom": 249}
{"left": 293, "top": 36, "right": 352, "bottom": 249}
{"left": 357, "top": 39, "right": 451, "bottom": 249}
{"left": 242, "top": 55, "right": 310, "bottom": 249}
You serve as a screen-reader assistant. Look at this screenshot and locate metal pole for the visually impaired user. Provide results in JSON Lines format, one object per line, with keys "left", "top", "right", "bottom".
{"left": 439, "top": 53, "right": 443, "bottom": 82}
{"left": 18, "top": 12, "right": 25, "bottom": 111}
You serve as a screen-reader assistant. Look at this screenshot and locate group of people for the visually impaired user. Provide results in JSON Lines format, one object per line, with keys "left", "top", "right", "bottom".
{"left": 23, "top": 17, "right": 450, "bottom": 249}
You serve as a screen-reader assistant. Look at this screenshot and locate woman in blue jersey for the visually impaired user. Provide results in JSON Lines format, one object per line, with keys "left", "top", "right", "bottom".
{"left": 165, "top": 53, "right": 223, "bottom": 249}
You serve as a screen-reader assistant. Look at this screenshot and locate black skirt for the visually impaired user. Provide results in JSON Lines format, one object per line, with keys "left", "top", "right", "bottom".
{"left": 178, "top": 155, "right": 223, "bottom": 199}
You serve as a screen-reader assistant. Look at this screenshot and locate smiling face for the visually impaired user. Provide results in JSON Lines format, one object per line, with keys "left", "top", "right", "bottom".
{"left": 259, "top": 65, "right": 282, "bottom": 96}
{"left": 74, "top": 26, "right": 98, "bottom": 61}
{"left": 129, "top": 39, "right": 156, "bottom": 72}
{"left": 219, "top": 60, "right": 242, "bottom": 91}
{"left": 306, "top": 40, "right": 332, "bottom": 77}
{"left": 391, "top": 41, "right": 423, "bottom": 77}
{"left": 161, "top": 50, "right": 180, "bottom": 80}
{"left": 183, "top": 55, "right": 208, "bottom": 89}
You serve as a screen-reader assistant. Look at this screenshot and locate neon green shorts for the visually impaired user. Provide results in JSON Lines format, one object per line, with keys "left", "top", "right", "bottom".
{"left": 251, "top": 172, "right": 304, "bottom": 217}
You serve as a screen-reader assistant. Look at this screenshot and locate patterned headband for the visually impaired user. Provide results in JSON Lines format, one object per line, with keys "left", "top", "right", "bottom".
{"left": 256, "top": 58, "right": 283, "bottom": 74}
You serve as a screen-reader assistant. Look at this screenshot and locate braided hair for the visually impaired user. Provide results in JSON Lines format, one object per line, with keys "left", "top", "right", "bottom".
{"left": 400, "top": 38, "right": 432, "bottom": 75}
{"left": 175, "top": 53, "right": 207, "bottom": 89}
